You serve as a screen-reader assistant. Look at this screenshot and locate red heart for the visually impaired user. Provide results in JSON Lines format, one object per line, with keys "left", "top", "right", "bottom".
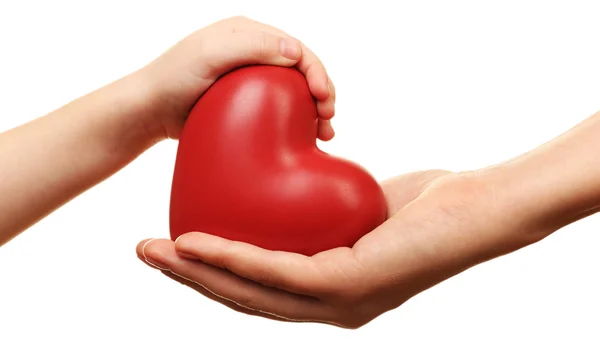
{"left": 169, "top": 65, "right": 387, "bottom": 256}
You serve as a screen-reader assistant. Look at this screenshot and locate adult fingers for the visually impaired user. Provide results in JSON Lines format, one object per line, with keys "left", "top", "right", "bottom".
{"left": 138, "top": 238, "right": 338, "bottom": 324}
{"left": 174, "top": 232, "right": 334, "bottom": 297}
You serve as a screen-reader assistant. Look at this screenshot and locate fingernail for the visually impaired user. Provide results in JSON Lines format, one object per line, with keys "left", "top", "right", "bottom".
{"left": 280, "top": 38, "right": 300, "bottom": 59}
{"left": 142, "top": 238, "right": 169, "bottom": 270}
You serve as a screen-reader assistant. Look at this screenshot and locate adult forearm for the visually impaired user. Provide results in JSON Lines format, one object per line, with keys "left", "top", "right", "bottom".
{"left": 0, "top": 72, "right": 164, "bottom": 246}
{"left": 483, "top": 111, "right": 600, "bottom": 238}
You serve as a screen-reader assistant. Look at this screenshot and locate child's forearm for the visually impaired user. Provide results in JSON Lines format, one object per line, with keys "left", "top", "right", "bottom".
{"left": 0, "top": 72, "right": 165, "bottom": 246}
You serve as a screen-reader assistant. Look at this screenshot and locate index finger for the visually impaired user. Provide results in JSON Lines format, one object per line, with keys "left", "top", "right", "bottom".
{"left": 174, "top": 232, "right": 331, "bottom": 297}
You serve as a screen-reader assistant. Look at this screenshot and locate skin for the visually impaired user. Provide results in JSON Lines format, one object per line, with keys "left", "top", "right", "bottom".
{"left": 138, "top": 111, "right": 600, "bottom": 328}
{"left": 0, "top": 16, "right": 336, "bottom": 247}
{"left": 2, "top": 15, "right": 598, "bottom": 330}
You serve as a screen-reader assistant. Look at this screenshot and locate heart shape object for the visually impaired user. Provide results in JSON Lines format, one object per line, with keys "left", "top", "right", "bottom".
{"left": 169, "top": 65, "right": 387, "bottom": 256}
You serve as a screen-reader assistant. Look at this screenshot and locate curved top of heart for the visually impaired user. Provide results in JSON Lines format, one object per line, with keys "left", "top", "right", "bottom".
{"left": 169, "top": 65, "right": 387, "bottom": 256}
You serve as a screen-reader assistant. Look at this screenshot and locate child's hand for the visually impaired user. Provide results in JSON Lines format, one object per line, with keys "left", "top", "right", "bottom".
{"left": 0, "top": 16, "right": 336, "bottom": 246}
{"left": 139, "top": 16, "right": 336, "bottom": 141}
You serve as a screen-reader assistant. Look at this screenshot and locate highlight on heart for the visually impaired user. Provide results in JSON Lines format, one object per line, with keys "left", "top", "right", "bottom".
{"left": 169, "top": 65, "right": 388, "bottom": 256}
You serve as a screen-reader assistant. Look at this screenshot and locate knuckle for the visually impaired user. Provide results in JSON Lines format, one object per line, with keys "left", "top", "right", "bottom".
{"left": 214, "top": 254, "right": 230, "bottom": 270}
{"left": 253, "top": 31, "right": 271, "bottom": 58}
{"left": 252, "top": 271, "right": 277, "bottom": 287}
{"left": 196, "top": 35, "right": 218, "bottom": 62}
{"left": 228, "top": 15, "right": 248, "bottom": 23}
{"left": 218, "top": 16, "right": 250, "bottom": 33}
{"left": 214, "top": 242, "right": 235, "bottom": 271}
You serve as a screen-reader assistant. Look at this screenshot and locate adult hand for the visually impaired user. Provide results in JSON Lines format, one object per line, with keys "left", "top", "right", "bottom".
{"left": 140, "top": 15, "right": 336, "bottom": 141}
{"left": 134, "top": 169, "right": 544, "bottom": 328}
{"left": 137, "top": 112, "right": 600, "bottom": 328}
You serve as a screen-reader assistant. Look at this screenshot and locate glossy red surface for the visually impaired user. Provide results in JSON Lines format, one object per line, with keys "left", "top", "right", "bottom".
{"left": 169, "top": 65, "right": 387, "bottom": 256}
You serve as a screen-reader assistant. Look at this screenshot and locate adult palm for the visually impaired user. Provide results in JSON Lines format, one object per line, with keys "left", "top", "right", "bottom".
{"left": 138, "top": 169, "right": 535, "bottom": 328}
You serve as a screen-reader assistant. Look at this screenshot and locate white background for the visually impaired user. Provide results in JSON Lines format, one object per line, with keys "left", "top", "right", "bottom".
{"left": 1, "top": 1, "right": 599, "bottom": 349}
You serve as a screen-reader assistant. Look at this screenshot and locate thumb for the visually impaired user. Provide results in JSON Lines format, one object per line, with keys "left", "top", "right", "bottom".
{"left": 202, "top": 31, "right": 301, "bottom": 78}
{"left": 381, "top": 170, "right": 453, "bottom": 216}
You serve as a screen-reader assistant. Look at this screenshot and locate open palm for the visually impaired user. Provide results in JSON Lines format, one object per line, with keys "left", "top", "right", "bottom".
{"left": 137, "top": 168, "right": 539, "bottom": 328}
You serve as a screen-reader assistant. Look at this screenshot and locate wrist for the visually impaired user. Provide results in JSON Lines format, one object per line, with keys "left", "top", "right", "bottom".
{"left": 136, "top": 60, "right": 214, "bottom": 140}
{"left": 109, "top": 71, "right": 171, "bottom": 144}
{"left": 53, "top": 71, "right": 170, "bottom": 162}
